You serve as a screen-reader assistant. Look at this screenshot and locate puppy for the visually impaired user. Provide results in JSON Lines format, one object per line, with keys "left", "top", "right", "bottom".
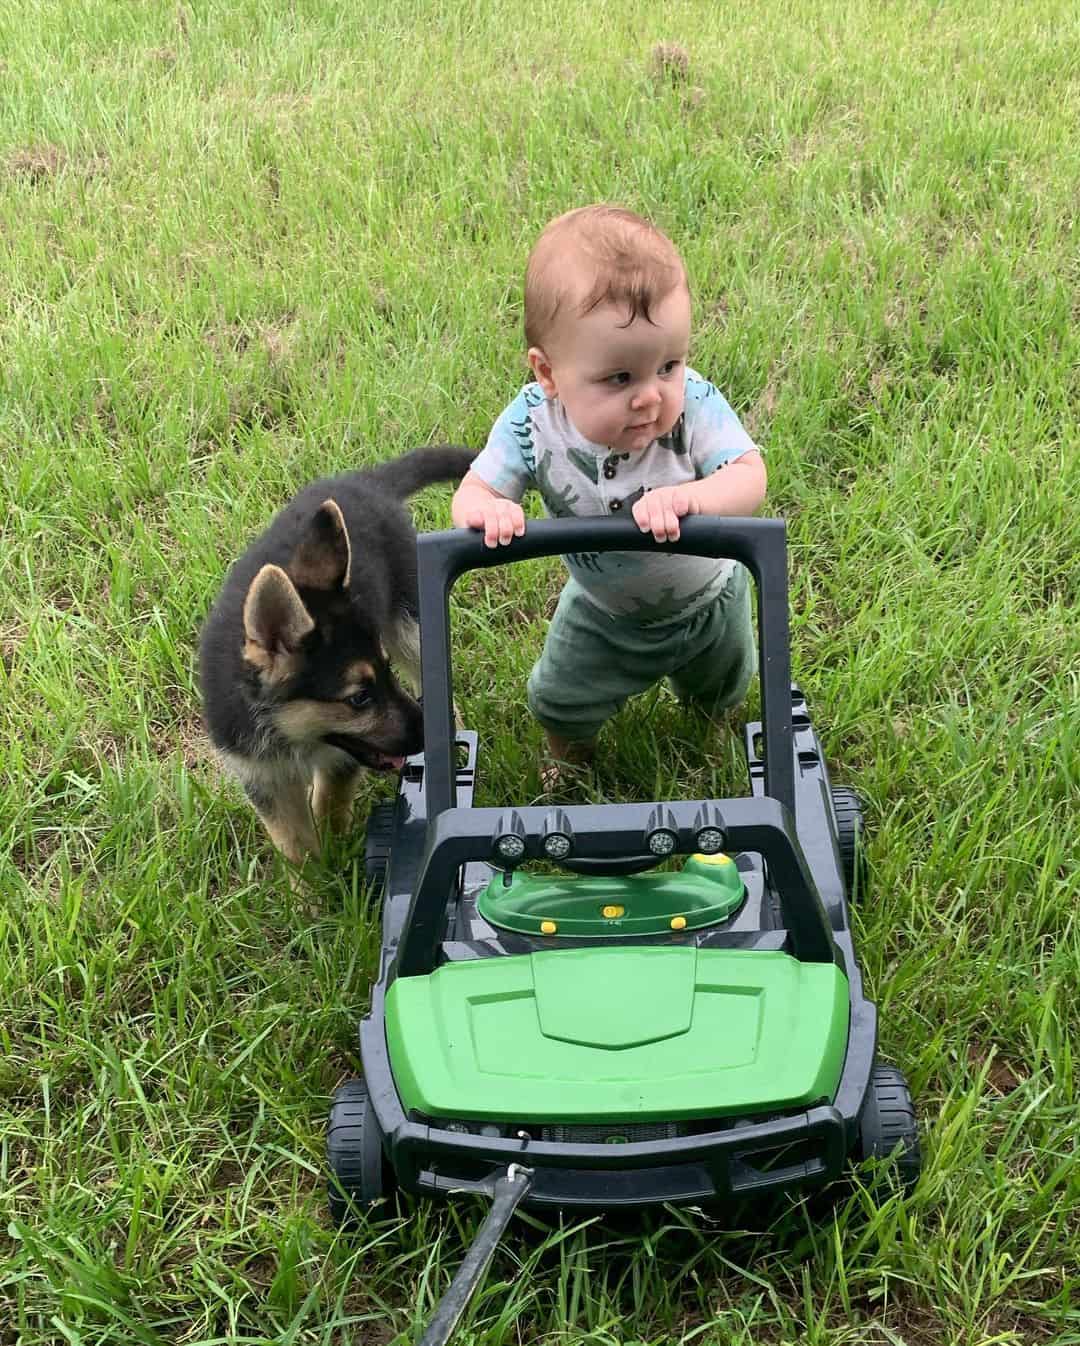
{"left": 199, "top": 445, "right": 473, "bottom": 868}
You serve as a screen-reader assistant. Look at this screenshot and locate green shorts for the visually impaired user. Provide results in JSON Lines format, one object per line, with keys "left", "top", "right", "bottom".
{"left": 527, "top": 566, "right": 756, "bottom": 742}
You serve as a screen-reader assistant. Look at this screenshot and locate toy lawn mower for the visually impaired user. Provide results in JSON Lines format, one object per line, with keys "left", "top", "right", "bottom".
{"left": 328, "top": 516, "right": 919, "bottom": 1344}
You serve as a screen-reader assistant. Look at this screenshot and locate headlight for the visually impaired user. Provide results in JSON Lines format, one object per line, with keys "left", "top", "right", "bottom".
{"left": 491, "top": 810, "right": 528, "bottom": 865}
{"left": 543, "top": 832, "right": 572, "bottom": 859}
{"left": 494, "top": 833, "right": 526, "bottom": 861}
{"left": 541, "top": 808, "right": 573, "bottom": 861}
{"left": 646, "top": 828, "right": 677, "bottom": 856}
{"left": 695, "top": 826, "right": 725, "bottom": 854}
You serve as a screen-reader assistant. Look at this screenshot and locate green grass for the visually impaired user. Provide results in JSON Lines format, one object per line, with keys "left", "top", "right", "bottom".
{"left": 2, "top": 0, "right": 1078, "bottom": 1341}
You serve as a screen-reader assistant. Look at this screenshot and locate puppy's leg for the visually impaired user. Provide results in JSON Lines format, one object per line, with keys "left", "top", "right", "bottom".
{"left": 312, "top": 759, "right": 362, "bottom": 835}
{"left": 243, "top": 774, "right": 320, "bottom": 867}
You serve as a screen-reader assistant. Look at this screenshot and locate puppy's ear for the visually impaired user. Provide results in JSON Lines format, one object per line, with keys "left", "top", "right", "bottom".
{"left": 243, "top": 564, "right": 315, "bottom": 679}
{"left": 288, "top": 499, "right": 351, "bottom": 590}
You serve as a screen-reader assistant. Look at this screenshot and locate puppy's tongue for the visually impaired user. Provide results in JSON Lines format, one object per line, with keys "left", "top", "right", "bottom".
{"left": 378, "top": 753, "right": 407, "bottom": 771}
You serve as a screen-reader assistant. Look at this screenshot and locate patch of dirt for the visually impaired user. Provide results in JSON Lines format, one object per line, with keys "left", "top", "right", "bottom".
{"left": 7, "top": 828, "right": 64, "bottom": 877}
{"left": 744, "top": 380, "right": 780, "bottom": 439}
{"left": 527, "top": 59, "right": 577, "bottom": 86}
{"left": 7, "top": 144, "right": 66, "bottom": 181}
{"left": 6, "top": 143, "right": 108, "bottom": 182}
{"left": 203, "top": 317, "right": 299, "bottom": 365}
{"left": 651, "top": 40, "right": 690, "bottom": 84}
{"left": 984, "top": 1305, "right": 1060, "bottom": 1343}
{"left": 179, "top": 718, "right": 215, "bottom": 772}
{"left": 870, "top": 368, "right": 891, "bottom": 403}
{"left": 328, "top": 1311, "right": 397, "bottom": 1346}
{"left": 209, "top": 1159, "right": 245, "bottom": 1191}
{"left": 142, "top": 708, "right": 215, "bottom": 773}
{"left": 0, "top": 621, "right": 27, "bottom": 673}
{"left": 260, "top": 320, "right": 298, "bottom": 365}
{"left": 967, "top": 1042, "right": 1025, "bottom": 1095}
{"left": 203, "top": 322, "right": 252, "bottom": 357}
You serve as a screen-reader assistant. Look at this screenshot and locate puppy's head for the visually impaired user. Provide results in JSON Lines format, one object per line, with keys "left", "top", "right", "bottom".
{"left": 241, "top": 499, "right": 422, "bottom": 770}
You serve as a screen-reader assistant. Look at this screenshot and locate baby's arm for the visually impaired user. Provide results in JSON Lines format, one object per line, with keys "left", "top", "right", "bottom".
{"left": 452, "top": 471, "right": 527, "bottom": 548}
{"left": 632, "top": 450, "right": 767, "bottom": 543}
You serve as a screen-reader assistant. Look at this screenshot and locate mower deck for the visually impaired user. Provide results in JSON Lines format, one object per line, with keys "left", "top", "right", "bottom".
{"left": 386, "top": 944, "right": 849, "bottom": 1124}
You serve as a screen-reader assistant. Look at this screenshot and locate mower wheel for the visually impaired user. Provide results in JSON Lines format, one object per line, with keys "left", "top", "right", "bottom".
{"left": 363, "top": 803, "right": 395, "bottom": 901}
{"left": 327, "top": 1078, "right": 391, "bottom": 1223}
{"left": 857, "top": 1062, "right": 920, "bottom": 1193}
{"left": 832, "top": 786, "right": 868, "bottom": 899}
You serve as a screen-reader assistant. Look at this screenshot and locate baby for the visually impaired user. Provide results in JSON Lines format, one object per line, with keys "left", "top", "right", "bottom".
{"left": 452, "top": 205, "right": 767, "bottom": 779}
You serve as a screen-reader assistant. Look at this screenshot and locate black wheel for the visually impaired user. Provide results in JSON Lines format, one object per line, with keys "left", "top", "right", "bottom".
{"left": 327, "top": 1078, "right": 392, "bottom": 1224}
{"left": 832, "top": 786, "right": 868, "bottom": 898}
{"left": 363, "top": 802, "right": 395, "bottom": 901}
{"left": 857, "top": 1063, "right": 920, "bottom": 1193}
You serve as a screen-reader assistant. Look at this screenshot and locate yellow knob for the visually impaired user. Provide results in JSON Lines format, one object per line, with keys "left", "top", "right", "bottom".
{"left": 601, "top": 904, "right": 625, "bottom": 919}
{"left": 670, "top": 916, "right": 687, "bottom": 930}
{"left": 691, "top": 852, "right": 731, "bottom": 865}
{"left": 540, "top": 920, "right": 557, "bottom": 935}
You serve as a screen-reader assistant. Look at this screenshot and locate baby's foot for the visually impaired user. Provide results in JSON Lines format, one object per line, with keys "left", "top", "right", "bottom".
{"left": 667, "top": 681, "right": 742, "bottom": 728}
{"left": 540, "top": 756, "right": 593, "bottom": 795}
{"left": 540, "top": 734, "right": 597, "bottom": 795}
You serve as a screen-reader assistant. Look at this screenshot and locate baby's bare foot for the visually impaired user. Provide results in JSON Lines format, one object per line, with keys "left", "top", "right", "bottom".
{"left": 540, "top": 734, "right": 597, "bottom": 795}
{"left": 540, "top": 756, "right": 595, "bottom": 795}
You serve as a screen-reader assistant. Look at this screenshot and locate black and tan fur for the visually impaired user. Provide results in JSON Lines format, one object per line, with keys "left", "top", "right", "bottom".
{"left": 199, "top": 446, "right": 474, "bottom": 868}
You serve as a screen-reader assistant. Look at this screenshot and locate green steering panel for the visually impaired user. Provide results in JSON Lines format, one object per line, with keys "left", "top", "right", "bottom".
{"left": 386, "top": 946, "right": 849, "bottom": 1123}
{"left": 477, "top": 853, "right": 746, "bottom": 937}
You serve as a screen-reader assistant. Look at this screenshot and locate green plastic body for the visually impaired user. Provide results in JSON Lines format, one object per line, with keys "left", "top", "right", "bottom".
{"left": 477, "top": 853, "right": 747, "bottom": 937}
{"left": 386, "top": 946, "right": 850, "bottom": 1123}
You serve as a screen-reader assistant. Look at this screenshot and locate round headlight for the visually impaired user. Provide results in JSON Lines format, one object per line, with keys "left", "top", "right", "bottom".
{"left": 695, "top": 826, "right": 725, "bottom": 854}
{"left": 495, "top": 833, "right": 526, "bottom": 861}
{"left": 543, "top": 832, "right": 571, "bottom": 859}
{"left": 647, "top": 828, "right": 677, "bottom": 856}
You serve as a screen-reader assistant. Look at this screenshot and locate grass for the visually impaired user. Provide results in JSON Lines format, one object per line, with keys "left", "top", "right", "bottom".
{"left": 1, "top": 0, "right": 1078, "bottom": 1340}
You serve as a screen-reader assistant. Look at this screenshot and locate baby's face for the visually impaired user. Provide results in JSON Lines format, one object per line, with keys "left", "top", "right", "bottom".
{"left": 530, "top": 285, "right": 691, "bottom": 452}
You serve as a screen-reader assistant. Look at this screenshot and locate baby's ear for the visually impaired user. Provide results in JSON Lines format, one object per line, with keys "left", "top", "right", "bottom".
{"left": 527, "top": 346, "right": 558, "bottom": 398}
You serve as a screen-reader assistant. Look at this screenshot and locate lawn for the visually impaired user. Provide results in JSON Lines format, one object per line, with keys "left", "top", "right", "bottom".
{"left": 1, "top": 0, "right": 1078, "bottom": 1342}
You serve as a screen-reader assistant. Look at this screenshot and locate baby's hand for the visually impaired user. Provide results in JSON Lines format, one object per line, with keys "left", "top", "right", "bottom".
{"left": 460, "top": 496, "right": 526, "bottom": 548}
{"left": 632, "top": 485, "right": 696, "bottom": 543}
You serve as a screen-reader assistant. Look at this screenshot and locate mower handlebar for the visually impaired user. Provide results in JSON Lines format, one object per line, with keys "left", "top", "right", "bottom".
{"left": 421, "top": 514, "right": 783, "bottom": 578}
{"left": 416, "top": 515, "right": 796, "bottom": 822}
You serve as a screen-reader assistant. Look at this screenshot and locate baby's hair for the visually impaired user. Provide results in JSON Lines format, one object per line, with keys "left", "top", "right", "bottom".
{"left": 524, "top": 205, "right": 687, "bottom": 350}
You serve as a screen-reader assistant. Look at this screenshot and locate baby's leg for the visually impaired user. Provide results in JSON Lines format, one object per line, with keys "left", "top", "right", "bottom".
{"left": 526, "top": 581, "right": 653, "bottom": 785}
{"left": 668, "top": 567, "right": 757, "bottom": 715}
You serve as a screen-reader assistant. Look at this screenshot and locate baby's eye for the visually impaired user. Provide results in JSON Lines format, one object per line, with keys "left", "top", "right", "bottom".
{"left": 606, "top": 371, "right": 631, "bottom": 387}
{"left": 660, "top": 359, "right": 682, "bottom": 377}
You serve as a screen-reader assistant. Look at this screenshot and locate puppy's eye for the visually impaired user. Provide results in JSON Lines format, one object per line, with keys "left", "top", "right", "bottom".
{"left": 345, "top": 688, "right": 374, "bottom": 711}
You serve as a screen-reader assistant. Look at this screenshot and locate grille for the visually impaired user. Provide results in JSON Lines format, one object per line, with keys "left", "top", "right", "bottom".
{"left": 541, "top": 1121, "right": 682, "bottom": 1145}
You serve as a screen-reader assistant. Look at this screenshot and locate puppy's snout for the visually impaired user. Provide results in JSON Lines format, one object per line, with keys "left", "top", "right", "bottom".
{"left": 378, "top": 682, "right": 423, "bottom": 757}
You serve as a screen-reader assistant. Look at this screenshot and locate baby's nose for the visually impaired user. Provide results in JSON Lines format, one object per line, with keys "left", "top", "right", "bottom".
{"left": 631, "top": 381, "right": 661, "bottom": 409}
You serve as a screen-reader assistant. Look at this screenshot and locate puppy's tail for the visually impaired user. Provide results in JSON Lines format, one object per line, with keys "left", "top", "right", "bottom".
{"left": 368, "top": 445, "right": 476, "bottom": 498}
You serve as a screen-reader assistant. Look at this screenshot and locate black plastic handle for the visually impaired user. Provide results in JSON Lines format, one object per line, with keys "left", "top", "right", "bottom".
{"left": 421, "top": 513, "right": 783, "bottom": 582}
{"left": 416, "top": 515, "right": 795, "bottom": 819}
